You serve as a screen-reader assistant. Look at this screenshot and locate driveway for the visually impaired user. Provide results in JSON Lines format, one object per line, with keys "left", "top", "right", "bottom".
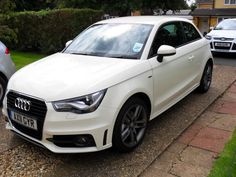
{"left": 0, "top": 64, "right": 236, "bottom": 177}
{"left": 214, "top": 53, "right": 236, "bottom": 67}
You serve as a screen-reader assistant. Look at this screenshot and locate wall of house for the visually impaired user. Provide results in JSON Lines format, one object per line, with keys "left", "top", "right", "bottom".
{"left": 193, "top": 17, "right": 199, "bottom": 27}
{"left": 210, "top": 17, "right": 218, "bottom": 27}
{"left": 198, "top": 3, "right": 213, "bottom": 8}
{"left": 193, "top": 16, "right": 218, "bottom": 33}
{"left": 215, "top": 0, "right": 236, "bottom": 8}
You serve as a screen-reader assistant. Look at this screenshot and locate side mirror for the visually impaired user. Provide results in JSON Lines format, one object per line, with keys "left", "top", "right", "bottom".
{"left": 210, "top": 26, "right": 214, "bottom": 30}
{"left": 65, "top": 40, "right": 73, "bottom": 47}
{"left": 157, "top": 45, "right": 176, "bottom": 62}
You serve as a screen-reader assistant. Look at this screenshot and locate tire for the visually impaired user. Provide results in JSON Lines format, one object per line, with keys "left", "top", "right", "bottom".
{"left": 197, "top": 61, "right": 213, "bottom": 93}
{"left": 112, "top": 97, "right": 149, "bottom": 152}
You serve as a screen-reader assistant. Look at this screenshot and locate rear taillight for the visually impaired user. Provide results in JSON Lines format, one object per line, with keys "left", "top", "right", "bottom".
{"left": 5, "top": 48, "right": 9, "bottom": 55}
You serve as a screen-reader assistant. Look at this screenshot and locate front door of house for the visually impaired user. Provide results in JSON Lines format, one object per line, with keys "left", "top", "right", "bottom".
{"left": 199, "top": 17, "right": 209, "bottom": 35}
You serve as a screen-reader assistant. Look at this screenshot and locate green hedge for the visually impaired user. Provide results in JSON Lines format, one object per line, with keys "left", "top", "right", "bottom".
{"left": 0, "top": 8, "right": 103, "bottom": 53}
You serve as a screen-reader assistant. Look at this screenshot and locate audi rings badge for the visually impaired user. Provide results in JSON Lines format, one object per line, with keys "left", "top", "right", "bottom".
{"left": 15, "top": 98, "right": 31, "bottom": 111}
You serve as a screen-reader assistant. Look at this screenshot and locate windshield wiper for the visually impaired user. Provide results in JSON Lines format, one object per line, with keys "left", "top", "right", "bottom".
{"left": 114, "top": 55, "right": 138, "bottom": 59}
{"left": 70, "top": 52, "right": 89, "bottom": 56}
{"left": 68, "top": 52, "right": 138, "bottom": 59}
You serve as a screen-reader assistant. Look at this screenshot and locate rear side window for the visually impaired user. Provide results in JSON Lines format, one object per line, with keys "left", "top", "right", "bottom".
{"left": 149, "top": 22, "right": 185, "bottom": 58}
{"left": 182, "top": 22, "right": 201, "bottom": 43}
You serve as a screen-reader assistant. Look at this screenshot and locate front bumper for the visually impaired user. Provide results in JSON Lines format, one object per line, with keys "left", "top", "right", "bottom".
{"left": 2, "top": 95, "right": 117, "bottom": 153}
{"left": 209, "top": 40, "right": 236, "bottom": 53}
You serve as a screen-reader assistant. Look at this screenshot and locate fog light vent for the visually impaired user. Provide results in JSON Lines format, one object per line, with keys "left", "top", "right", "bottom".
{"left": 47, "top": 134, "right": 96, "bottom": 148}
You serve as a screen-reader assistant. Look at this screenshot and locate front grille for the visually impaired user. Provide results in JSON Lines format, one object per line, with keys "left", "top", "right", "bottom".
{"left": 214, "top": 42, "right": 231, "bottom": 50}
{"left": 213, "top": 37, "right": 234, "bottom": 41}
{"left": 7, "top": 91, "right": 47, "bottom": 140}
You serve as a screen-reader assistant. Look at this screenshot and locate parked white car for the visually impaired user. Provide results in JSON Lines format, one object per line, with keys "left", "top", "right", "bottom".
{"left": 0, "top": 41, "right": 15, "bottom": 104}
{"left": 2, "top": 16, "right": 213, "bottom": 153}
{"left": 205, "top": 19, "right": 236, "bottom": 53}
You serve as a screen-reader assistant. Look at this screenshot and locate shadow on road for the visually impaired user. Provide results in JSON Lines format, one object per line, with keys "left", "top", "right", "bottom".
{"left": 213, "top": 52, "right": 236, "bottom": 59}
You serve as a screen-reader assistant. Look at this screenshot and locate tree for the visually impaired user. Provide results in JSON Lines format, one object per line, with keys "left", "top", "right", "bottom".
{"left": 0, "top": 0, "right": 16, "bottom": 14}
{"left": 153, "top": 0, "right": 188, "bottom": 14}
{"left": 190, "top": 3, "right": 197, "bottom": 11}
{"left": 12, "top": 0, "right": 55, "bottom": 11}
{"left": 6, "top": 0, "right": 188, "bottom": 16}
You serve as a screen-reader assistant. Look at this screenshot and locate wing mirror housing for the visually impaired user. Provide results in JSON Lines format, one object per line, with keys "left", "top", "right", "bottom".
{"left": 157, "top": 45, "right": 176, "bottom": 62}
{"left": 65, "top": 40, "right": 73, "bottom": 47}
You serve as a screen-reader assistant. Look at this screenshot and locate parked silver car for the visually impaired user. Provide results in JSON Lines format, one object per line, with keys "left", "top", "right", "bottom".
{"left": 0, "top": 41, "right": 15, "bottom": 104}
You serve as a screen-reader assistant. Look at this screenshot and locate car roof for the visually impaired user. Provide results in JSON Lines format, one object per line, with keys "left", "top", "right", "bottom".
{"left": 224, "top": 18, "right": 236, "bottom": 21}
{"left": 96, "top": 16, "right": 192, "bottom": 25}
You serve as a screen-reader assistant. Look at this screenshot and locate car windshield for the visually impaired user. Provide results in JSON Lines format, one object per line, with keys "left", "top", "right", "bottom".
{"left": 214, "top": 20, "right": 236, "bottom": 30}
{"left": 63, "top": 23, "right": 153, "bottom": 59}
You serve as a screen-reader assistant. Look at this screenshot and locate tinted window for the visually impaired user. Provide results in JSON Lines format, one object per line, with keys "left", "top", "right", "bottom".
{"left": 182, "top": 22, "right": 201, "bottom": 43}
{"left": 149, "top": 22, "right": 184, "bottom": 58}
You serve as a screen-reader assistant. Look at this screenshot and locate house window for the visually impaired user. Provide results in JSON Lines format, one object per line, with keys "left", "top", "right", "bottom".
{"left": 225, "top": 0, "right": 236, "bottom": 4}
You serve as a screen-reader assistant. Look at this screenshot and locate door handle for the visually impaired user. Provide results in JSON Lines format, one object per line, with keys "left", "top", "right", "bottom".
{"left": 188, "top": 56, "right": 194, "bottom": 61}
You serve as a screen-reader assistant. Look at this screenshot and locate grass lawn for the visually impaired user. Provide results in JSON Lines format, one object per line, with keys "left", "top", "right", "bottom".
{"left": 11, "top": 51, "right": 46, "bottom": 70}
{"left": 208, "top": 129, "right": 236, "bottom": 177}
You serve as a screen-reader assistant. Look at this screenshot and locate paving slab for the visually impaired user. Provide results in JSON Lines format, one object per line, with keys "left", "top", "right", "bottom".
{"left": 141, "top": 170, "right": 176, "bottom": 177}
{"left": 177, "top": 124, "right": 203, "bottom": 144}
{"left": 216, "top": 101, "right": 236, "bottom": 115}
{"left": 170, "top": 161, "right": 210, "bottom": 177}
{"left": 142, "top": 151, "right": 177, "bottom": 174}
{"left": 194, "top": 111, "right": 218, "bottom": 126}
{"left": 190, "top": 127, "right": 232, "bottom": 153}
{"left": 221, "top": 92, "right": 236, "bottom": 102}
{"left": 229, "top": 84, "right": 236, "bottom": 93}
{"left": 210, "top": 116, "right": 236, "bottom": 132}
{"left": 166, "top": 141, "right": 187, "bottom": 154}
{"left": 179, "top": 146, "right": 216, "bottom": 168}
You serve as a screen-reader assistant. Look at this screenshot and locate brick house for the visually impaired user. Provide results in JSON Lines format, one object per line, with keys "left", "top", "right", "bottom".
{"left": 191, "top": 0, "right": 236, "bottom": 34}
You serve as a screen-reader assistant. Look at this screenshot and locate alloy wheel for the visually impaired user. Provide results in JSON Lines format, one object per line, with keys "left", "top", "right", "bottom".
{"left": 121, "top": 104, "right": 147, "bottom": 147}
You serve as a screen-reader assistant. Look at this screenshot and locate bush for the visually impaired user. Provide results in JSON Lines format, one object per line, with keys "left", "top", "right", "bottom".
{"left": 0, "top": 25, "right": 17, "bottom": 47}
{"left": 0, "top": 8, "right": 103, "bottom": 53}
{"left": 0, "top": 15, "right": 17, "bottom": 47}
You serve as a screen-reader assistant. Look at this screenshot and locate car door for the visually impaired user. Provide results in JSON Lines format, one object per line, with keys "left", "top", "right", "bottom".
{"left": 148, "top": 21, "right": 197, "bottom": 117}
{"left": 181, "top": 22, "right": 206, "bottom": 85}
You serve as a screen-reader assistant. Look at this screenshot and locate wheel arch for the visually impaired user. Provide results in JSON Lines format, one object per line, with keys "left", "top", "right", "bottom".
{"left": 207, "top": 58, "right": 214, "bottom": 67}
{"left": 0, "top": 72, "right": 8, "bottom": 83}
{"left": 123, "top": 92, "right": 152, "bottom": 120}
{"left": 200, "top": 57, "right": 214, "bottom": 78}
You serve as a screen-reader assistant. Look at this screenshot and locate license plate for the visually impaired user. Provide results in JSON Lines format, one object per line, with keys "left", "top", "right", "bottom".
{"left": 10, "top": 112, "right": 38, "bottom": 130}
{"left": 215, "top": 42, "right": 230, "bottom": 47}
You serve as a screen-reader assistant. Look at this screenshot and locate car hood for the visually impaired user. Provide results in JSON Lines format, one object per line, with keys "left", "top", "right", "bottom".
{"left": 8, "top": 53, "right": 151, "bottom": 101}
{"left": 208, "top": 30, "right": 236, "bottom": 39}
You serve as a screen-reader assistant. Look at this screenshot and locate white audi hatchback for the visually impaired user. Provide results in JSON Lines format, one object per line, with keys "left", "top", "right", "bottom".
{"left": 3, "top": 16, "right": 213, "bottom": 153}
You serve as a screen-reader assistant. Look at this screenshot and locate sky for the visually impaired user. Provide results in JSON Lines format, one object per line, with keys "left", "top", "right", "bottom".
{"left": 186, "top": 0, "right": 196, "bottom": 6}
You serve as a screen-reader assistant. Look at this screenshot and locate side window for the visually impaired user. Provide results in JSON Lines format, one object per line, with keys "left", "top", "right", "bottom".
{"left": 182, "top": 22, "right": 202, "bottom": 43}
{"left": 149, "top": 22, "right": 184, "bottom": 58}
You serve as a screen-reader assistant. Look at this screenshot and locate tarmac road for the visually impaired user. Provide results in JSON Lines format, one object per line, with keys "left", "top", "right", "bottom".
{"left": 0, "top": 65, "right": 236, "bottom": 177}
{"left": 214, "top": 52, "right": 236, "bottom": 67}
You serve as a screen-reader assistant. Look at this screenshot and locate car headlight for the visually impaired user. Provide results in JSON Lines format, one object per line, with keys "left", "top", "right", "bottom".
{"left": 52, "top": 89, "right": 107, "bottom": 114}
{"left": 205, "top": 35, "right": 212, "bottom": 40}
